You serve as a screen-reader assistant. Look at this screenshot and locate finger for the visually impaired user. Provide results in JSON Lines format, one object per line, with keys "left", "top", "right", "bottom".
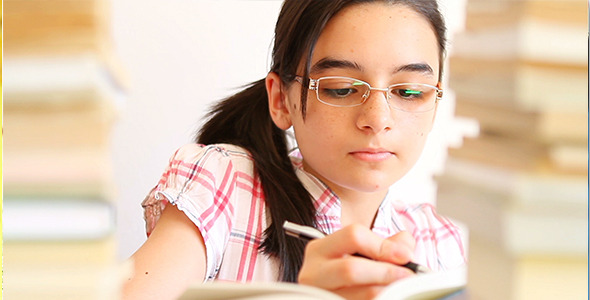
{"left": 386, "top": 231, "right": 416, "bottom": 250}
{"left": 377, "top": 231, "right": 416, "bottom": 265}
{"left": 306, "top": 224, "right": 390, "bottom": 260}
{"left": 300, "top": 256, "right": 413, "bottom": 289}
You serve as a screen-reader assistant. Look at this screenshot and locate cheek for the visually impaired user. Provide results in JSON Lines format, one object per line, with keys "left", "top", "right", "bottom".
{"left": 304, "top": 105, "right": 348, "bottom": 135}
{"left": 398, "top": 113, "right": 434, "bottom": 144}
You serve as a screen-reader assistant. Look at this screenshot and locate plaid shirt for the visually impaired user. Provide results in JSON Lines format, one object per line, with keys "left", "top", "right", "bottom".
{"left": 142, "top": 143, "right": 466, "bottom": 282}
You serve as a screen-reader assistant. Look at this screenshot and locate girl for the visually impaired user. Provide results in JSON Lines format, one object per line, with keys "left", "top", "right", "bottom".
{"left": 123, "top": 0, "right": 466, "bottom": 299}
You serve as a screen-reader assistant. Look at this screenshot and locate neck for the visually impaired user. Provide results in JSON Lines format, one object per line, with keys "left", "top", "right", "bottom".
{"left": 339, "top": 189, "right": 388, "bottom": 229}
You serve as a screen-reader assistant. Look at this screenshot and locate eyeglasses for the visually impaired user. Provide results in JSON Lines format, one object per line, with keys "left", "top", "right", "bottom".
{"left": 295, "top": 76, "right": 442, "bottom": 112}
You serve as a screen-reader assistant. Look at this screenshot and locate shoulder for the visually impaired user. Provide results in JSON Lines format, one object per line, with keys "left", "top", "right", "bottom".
{"left": 145, "top": 143, "right": 257, "bottom": 230}
{"left": 155, "top": 143, "right": 257, "bottom": 197}
{"left": 166, "top": 143, "right": 254, "bottom": 172}
{"left": 171, "top": 143, "right": 253, "bottom": 162}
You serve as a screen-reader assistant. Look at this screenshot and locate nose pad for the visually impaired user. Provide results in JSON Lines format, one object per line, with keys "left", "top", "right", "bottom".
{"left": 365, "top": 88, "right": 391, "bottom": 108}
{"left": 378, "top": 88, "right": 391, "bottom": 101}
{"left": 362, "top": 90, "right": 370, "bottom": 102}
{"left": 362, "top": 89, "right": 389, "bottom": 103}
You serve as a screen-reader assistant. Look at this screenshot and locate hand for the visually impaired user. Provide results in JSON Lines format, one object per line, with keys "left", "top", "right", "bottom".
{"left": 297, "top": 224, "right": 416, "bottom": 300}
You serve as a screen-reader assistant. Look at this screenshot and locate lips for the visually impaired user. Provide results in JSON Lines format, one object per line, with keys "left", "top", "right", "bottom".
{"left": 349, "top": 148, "right": 394, "bottom": 162}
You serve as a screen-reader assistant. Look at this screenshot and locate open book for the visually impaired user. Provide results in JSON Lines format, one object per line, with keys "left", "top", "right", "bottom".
{"left": 179, "top": 266, "right": 466, "bottom": 300}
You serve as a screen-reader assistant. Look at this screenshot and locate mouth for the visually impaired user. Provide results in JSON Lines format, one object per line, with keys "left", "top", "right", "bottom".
{"left": 349, "top": 148, "right": 395, "bottom": 162}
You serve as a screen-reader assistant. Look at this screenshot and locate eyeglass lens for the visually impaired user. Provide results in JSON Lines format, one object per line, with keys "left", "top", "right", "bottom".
{"left": 316, "top": 78, "right": 437, "bottom": 112}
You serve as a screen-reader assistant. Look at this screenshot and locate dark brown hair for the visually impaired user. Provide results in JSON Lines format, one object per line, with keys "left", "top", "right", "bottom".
{"left": 197, "top": 0, "right": 447, "bottom": 282}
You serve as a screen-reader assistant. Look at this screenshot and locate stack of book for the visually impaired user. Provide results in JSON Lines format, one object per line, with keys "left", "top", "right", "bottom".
{"left": 3, "top": 0, "right": 128, "bottom": 298}
{"left": 437, "top": 1, "right": 588, "bottom": 299}
{"left": 0, "top": 1, "right": 4, "bottom": 292}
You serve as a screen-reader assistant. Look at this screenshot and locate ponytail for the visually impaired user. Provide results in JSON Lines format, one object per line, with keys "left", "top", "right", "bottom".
{"left": 196, "top": 79, "right": 316, "bottom": 282}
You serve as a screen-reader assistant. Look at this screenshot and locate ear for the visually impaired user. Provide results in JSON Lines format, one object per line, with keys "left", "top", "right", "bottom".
{"left": 266, "top": 72, "right": 293, "bottom": 130}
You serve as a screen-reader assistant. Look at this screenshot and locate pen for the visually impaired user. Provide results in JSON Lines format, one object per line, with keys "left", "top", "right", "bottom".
{"left": 283, "top": 220, "right": 430, "bottom": 274}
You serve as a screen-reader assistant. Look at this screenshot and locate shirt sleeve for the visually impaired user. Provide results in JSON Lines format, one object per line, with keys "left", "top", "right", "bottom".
{"left": 395, "top": 203, "right": 467, "bottom": 271}
{"left": 141, "top": 143, "right": 238, "bottom": 280}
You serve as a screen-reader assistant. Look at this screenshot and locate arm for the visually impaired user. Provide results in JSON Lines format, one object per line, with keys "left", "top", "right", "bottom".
{"left": 297, "top": 225, "right": 416, "bottom": 300}
{"left": 122, "top": 204, "right": 207, "bottom": 300}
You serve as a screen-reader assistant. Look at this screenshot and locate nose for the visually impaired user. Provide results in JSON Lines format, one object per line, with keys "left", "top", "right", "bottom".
{"left": 356, "top": 88, "right": 393, "bottom": 134}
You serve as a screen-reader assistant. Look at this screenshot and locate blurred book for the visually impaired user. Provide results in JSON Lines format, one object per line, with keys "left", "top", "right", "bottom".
{"left": 448, "top": 132, "right": 587, "bottom": 175}
{"left": 3, "top": 197, "right": 115, "bottom": 241}
{"left": 4, "top": 260, "right": 131, "bottom": 300}
{"left": 438, "top": 158, "right": 587, "bottom": 254}
{"left": 3, "top": 0, "right": 126, "bottom": 299}
{"left": 441, "top": 0, "right": 588, "bottom": 299}
{"left": 3, "top": 0, "right": 112, "bottom": 56}
{"left": 452, "top": 0, "right": 587, "bottom": 65}
{"left": 437, "top": 158, "right": 587, "bottom": 300}
{"left": 463, "top": 0, "right": 587, "bottom": 31}
{"left": 3, "top": 56, "right": 121, "bottom": 198}
{"left": 446, "top": 0, "right": 589, "bottom": 186}
{"left": 449, "top": 57, "right": 587, "bottom": 112}
{"left": 3, "top": 197, "right": 122, "bottom": 299}
{"left": 3, "top": 198, "right": 121, "bottom": 299}
{"left": 452, "top": 98, "right": 587, "bottom": 144}
{"left": 3, "top": 55, "right": 125, "bottom": 106}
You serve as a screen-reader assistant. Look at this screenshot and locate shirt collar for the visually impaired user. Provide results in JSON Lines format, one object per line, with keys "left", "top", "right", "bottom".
{"left": 290, "top": 151, "right": 342, "bottom": 234}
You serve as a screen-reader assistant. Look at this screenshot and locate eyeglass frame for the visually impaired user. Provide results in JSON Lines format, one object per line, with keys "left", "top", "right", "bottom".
{"left": 293, "top": 75, "right": 443, "bottom": 112}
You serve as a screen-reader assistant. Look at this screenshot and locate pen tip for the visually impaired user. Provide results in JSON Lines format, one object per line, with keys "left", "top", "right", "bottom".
{"left": 417, "top": 265, "right": 431, "bottom": 274}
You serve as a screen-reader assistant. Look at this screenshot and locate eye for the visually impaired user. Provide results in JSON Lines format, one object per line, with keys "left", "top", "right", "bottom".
{"left": 324, "top": 88, "right": 357, "bottom": 98}
{"left": 319, "top": 79, "right": 363, "bottom": 99}
{"left": 398, "top": 89, "right": 422, "bottom": 98}
{"left": 391, "top": 86, "right": 427, "bottom": 101}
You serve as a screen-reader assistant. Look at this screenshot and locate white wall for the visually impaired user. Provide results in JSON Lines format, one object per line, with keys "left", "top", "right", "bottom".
{"left": 110, "top": 0, "right": 467, "bottom": 260}
{"left": 110, "top": 0, "right": 283, "bottom": 260}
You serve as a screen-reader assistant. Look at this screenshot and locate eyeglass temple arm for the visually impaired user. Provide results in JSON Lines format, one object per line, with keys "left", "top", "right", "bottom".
{"left": 436, "top": 82, "right": 443, "bottom": 101}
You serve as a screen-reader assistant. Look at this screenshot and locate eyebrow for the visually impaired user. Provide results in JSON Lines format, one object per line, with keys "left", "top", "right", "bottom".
{"left": 310, "top": 57, "right": 434, "bottom": 77}
{"left": 311, "top": 58, "right": 363, "bottom": 73}
{"left": 394, "top": 63, "right": 434, "bottom": 76}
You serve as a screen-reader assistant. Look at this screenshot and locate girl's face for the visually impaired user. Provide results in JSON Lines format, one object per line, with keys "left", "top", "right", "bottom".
{"left": 284, "top": 3, "right": 440, "bottom": 201}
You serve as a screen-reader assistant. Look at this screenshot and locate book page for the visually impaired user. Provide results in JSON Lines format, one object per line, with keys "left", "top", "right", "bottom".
{"left": 179, "top": 266, "right": 466, "bottom": 300}
{"left": 376, "top": 266, "right": 467, "bottom": 300}
{"left": 179, "top": 281, "right": 344, "bottom": 300}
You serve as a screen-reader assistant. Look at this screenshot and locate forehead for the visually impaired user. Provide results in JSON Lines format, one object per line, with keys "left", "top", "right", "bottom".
{"left": 310, "top": 3, "right": 440, "bottom": 77}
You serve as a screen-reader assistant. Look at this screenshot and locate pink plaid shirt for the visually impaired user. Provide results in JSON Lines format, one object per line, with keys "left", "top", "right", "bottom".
{"left": 141, "top": 143, "right": 466, "bottom": 282}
